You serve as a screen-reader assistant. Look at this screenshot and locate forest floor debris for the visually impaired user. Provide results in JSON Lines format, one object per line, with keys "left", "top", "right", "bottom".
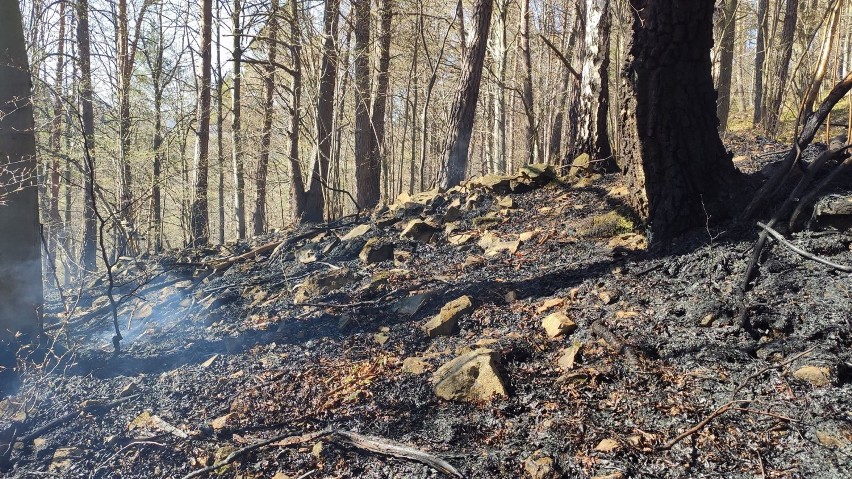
{"left": 2, "top": 141, "right": 852, "bottom": 478}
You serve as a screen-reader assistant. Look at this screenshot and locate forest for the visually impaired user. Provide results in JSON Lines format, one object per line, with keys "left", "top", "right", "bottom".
{"left": 1, "top": 0, "right": 852, "bottom": 477}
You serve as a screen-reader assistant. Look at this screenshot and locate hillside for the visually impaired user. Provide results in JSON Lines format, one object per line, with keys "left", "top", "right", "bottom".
{"left": 2, "top": 157, "right": 851, "bottom": 479}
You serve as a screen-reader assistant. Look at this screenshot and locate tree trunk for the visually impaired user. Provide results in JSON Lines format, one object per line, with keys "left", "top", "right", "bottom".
{"left": 302, "top": 0, "right": 340, "bottom": 223}
{"left": 801, "top": 0, "right": 842, "bottom": 116}
{"left": 716, "top": 0, "right": 737, "bottom": 131}
{"left": 232, "top": 0, "right": 246, "bottom": 239}
{"left": 519, "top": 0, "right": 541, "bottom": 164}
{"left": 491, "top": 0, "right": 509, "bottom": 174}
{"left": 77, "top": 0, "right": 97, "bottom": 271}
{"left": 762, "top": 0, "right": 798, "bottom": 135}
{"left": 253, "top": 0, "right": 280, "bottom": 234}
{"left": 440, "top": 0, "right": 494, "bottom": 189}
{"left": 215, "top": 7, "right": 225, "bottom": 245}
{"left": 370, "top": 0, "right": 393, "bottom": 198}
{"left": 576, "top": 0, "right": 615, "bottom": 171}
{"left": 287, "top": 0, "right": 306, "bottom": 222}
{"left": 0, "top": 0, "right": 43, "bottom": 339}
{"left": 190, "top": 0, "right": 213, "bottom": 247}
{"left": 353, "top": 0, "right": 379, "bottom": 209}
{"left": 620, "top": 0, "right": 742, "bottom": 243}
{"left": 753, "top": 0, "right": 768, "bottom": 126}
{"left": 564, "top": 2, "right": 585, "bottom": 164}
{"left": 47, "top": 0, "right": 65, "bottom": 260}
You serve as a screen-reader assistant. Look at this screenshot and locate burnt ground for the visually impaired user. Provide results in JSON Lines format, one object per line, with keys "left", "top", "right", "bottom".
{"left": 1, "top": 144, "right": 851, "bottom": 479}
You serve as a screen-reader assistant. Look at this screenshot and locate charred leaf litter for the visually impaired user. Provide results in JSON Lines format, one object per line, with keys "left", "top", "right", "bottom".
{"left": 2, "top": 146, "right": 852, "bottom": 478}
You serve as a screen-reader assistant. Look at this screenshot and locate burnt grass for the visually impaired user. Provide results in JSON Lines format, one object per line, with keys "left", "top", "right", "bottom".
{"left": 2, "top": 154, "right": 852, "bottom": 478}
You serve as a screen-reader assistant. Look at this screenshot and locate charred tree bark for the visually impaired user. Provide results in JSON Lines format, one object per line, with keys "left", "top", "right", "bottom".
{"left": 353, "top": 0, "right": 379, "bottom": 208}
{"left": 440, "top": 0, "right": 494, "bottom": 189}
{"left": 302, "top": 0, "right": 340, "bottom": 223}
{"left": 0, "top": 0, "right": 43, "bottom": 339}
{"left": 77, "top": 0, "right": 97, "bottom": 271}
{"left": 620, "top": 0, "right": 742, "bottom": 243}
{"left": 576, "top": 0, "right": 615, "bottom": 171}
{"left": 716, "top": 0, "right": 737, "bottom": 131}
{"left": 190, "top": 0, "right": 213, "bottom": 246}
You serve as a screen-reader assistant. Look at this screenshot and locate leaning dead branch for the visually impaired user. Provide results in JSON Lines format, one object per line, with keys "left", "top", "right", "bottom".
{"left": 757, "top": 222, "right": 852, "bottom": 272}
{"left": 18, "top": 394, "right": 140, "bottom": 444}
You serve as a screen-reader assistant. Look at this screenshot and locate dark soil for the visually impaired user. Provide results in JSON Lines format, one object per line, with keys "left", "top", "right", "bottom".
{"left": 1, "top": 149, "right": 851, "bottom": 479}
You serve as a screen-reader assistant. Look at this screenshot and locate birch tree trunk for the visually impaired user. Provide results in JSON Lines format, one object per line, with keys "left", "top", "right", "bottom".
{"left": 576, "top": 0, "right": 615, "bottom": 171}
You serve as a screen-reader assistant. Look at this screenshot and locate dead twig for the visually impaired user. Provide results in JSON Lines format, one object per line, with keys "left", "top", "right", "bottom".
{"left": 757, "top": 222, "right": 852, "bottom": 272}
{"left": 179, "top": 428, "right": 464, "bottom": 479}
{"left": 19, "top": 394, "right": 139, "bottom": 444}
{"left": 590, "top": 319, "right": 641, "bottom": 367}
{"left": 658, "top": 400, "right": 750, "bottom": 450}
{"left": 330, "top": 430, "right": 463, "bottom": 478}
{"left": 179, "top": 429, "right": 331, "bottom": 479}
{"left": 731, "top": 347, "right": 816, "bottom": 399}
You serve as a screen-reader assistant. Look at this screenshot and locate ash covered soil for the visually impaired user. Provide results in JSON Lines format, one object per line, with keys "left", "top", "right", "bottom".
{"left": 2, "top": 151, "right": 851, "bottom": 478}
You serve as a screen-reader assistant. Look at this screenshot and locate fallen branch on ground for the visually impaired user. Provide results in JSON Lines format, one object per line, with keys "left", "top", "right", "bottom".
{"left": 590, "top": 320, "right": 641, "bottom": 367}
{"left": 757, "top": 222, "right": 852, "bottom": 272}
{"left": 179, "top": 428, "right": 464, "bottom": 479}
{"left": 658, "top": 400, "right": 750, "bottom": 450}
{"left": 19, "top": 395, "right": 139, "bottom": 444}
{"left": 731, "top": 347, "right": 816, "bottom": 399}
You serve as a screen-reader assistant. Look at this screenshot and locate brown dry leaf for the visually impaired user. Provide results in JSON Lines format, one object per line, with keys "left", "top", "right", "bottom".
{"left": 595, "top": 438, "right": 620, "bottom": 453}
{"left": 537, "top": 297, "right": 565, "bottom": 313}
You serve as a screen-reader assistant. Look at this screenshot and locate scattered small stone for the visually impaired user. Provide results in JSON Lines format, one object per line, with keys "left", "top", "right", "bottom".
{"left": 400, "top": 219, "right": 440, "bottom": 242}
{"left": 295, "top": 246, "right": 317, "bottom": 264}
{"left": 597, "top": 289, "right": 620, "bottom": 305}
{"left": 401, "top": 357, "right": 430, "bottom": 375}
{"left": 393, "top": 250, "right": 412, "bottom": 266}
{"left": 505, "top": 291, "right": 518, "bottom": 302}
{"left": 793, "top": 365, "right": 832, "bottom": 387}
{"left": 478, "top": 231, "right": 520, "bottom": 256}
{"left": 519, "top": 230, "right": 538, "bottom": 242}
{"left": 700, "top": 313, "right": 715, "bottom": 327}
{"left": 522, "top": 450, "right": 557, "bottom": 479}
{"left": 50, "top": 447, "right": 84, "bottom": 472}
{"left": 432, "top": 348, "right": 507, "bottom": 402}
{"left": 542, "top": 312, "right": 577, "bottom": 338}
{"left": 392, "top": 293, "right": 431, "bottom": 316}
{"left": 557, "top": 341, "right": 582, "bottom": 370}
{"left": 210, "top": 413, "right": 239, "bottom": 431}
{"left": 472, "top": 215, "right": 501, "bottom": 228}
{"left": 422, "top": 295, "right": 474, "bottom": 337}
{"left": 497, "top": 196, "right": 515, "bottom": 209}
{"left": 537, "top": 297, "right": 565, "bottom": 313}
{"left": 359, "top": 238, "right": 394, "bottom": 264}
{"left": 293, "top": 268, "right": 358, "bottom": 304}
{"left": 568, "top": 153, "right": 591, "bottom": 178}
{"left": 816, "top": 429, "right": 850, "bottom": 448}
{"left": 340, "top": 224, "right": 371, "bottom": 241}
{"left": 443, "top": 205, "right": 462, "bottom": 222}
{"left": 448, "top": 233, "right": 474, "bottom": 245}
{"left": 373, "top": 332, "right": 390, "bottom": 346}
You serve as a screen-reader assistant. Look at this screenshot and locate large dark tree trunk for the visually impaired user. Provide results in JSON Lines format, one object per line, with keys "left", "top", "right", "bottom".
{"left": 0, "top": 0, "right": 43, "bottom": 339}
{"left": 353, "top": 0, "right": 379, "bottom": 208}
{"left": 620, "top": 0, "right": 742, "bottom": 243}
{"left": 440, "top": 0, "right": 494, "bottom": 189}
{"left": 190, "top": 0, "right": 213, "bottom": 246}
{"left": 716, "top": 0, "right": 737, "bottom": 131}
{"left": 77, "top": 0, "right": 97, "bottom": 271}
{"left": 576, "top": 0, "right": 615, "bottom": 171}
{"left": 302, "top": 0, "right": 340, "bottom": 223}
